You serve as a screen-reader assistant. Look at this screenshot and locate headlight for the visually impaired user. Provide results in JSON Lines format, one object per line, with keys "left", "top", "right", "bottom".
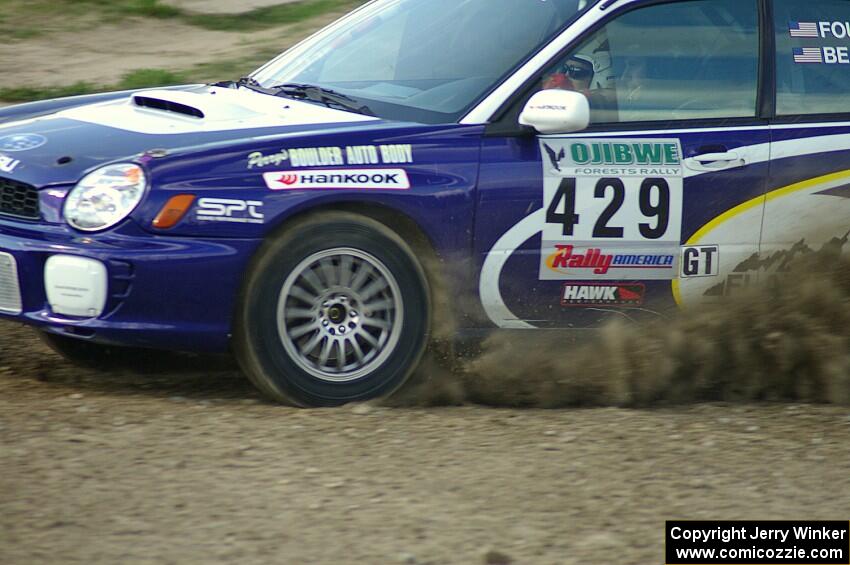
{"left": 64, "top": 163, "right": 147, "bottom": 232}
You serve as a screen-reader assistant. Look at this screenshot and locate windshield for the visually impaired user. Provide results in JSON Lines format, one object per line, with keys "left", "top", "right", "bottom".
{"left": 252, "top": 0, "right": 596, "bottom": 123}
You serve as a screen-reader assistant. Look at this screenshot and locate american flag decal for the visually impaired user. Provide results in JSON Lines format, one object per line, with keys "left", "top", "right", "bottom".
{"left": 789, "top": 21, "right": 819, "bottom": 38}
{"left": 793, "top": 47, "right": 824, "bottom": 63}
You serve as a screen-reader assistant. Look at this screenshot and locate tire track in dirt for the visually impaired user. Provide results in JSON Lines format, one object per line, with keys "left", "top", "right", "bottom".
{"left": 1, "top": 298, "right": 850, "bottom": 563}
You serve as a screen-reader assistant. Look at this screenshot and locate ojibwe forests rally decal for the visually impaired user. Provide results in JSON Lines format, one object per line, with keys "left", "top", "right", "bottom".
{"left": 538, "top": 138, "right": 683, "bottom": 280}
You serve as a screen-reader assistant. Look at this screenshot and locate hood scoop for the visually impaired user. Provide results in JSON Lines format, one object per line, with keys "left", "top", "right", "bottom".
{"left": 128, "top": 89, "right": 261, "bottom": 122}
{"left": 54, "top": 85, "right": 377, "bottom": 136}
{"left": 133, "top": 95, "right": 204, "bottom": 118}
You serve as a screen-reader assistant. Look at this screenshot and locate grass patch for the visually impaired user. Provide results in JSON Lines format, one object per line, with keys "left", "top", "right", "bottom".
{"left": 190, "top": 48, "right": 281, "bottom": 81}
{"left": 0, "top": 0, "right": 182, "bottom": 39}
{"left": 186, "top": 0, "right": 364, "bottom": 31}
{"left": 1, "top": 0, "right": 365, "bottom": 38}
{"left": 0, "top": 69, "right": 189, "bottom": 103}
{"left": 0, "top": 0, "right": 369, "bottom": 103}
{"left": 72, "top": 0, "right": 181, "bottom": 19}
{"left": 117, "top": 68, "right": 188, "bottom": 90}
{"left": 0, "top": 82, "right": 99, "bottom": 103}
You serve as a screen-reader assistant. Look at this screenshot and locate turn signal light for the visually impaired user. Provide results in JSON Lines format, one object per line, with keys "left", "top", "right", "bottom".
{"left": 152, "top": 194, "right": 196, "bottom": 229}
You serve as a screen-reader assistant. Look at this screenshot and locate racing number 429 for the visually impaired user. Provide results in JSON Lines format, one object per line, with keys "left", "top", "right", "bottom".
{"left": 546, "top": 177, "right": 671, "bottom": 240}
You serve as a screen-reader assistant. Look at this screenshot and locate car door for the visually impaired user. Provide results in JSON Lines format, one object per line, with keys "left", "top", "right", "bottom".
{"left": 757, "top": 0, "right": 850, "bottom": 286}
{"left": 475, "top": 0, "right": 770, "bottom": 329}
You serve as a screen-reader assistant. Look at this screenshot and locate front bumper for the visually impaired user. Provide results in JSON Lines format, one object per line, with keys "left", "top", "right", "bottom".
{"left": 0, "top": 220, "right": 262, "bottom": 352}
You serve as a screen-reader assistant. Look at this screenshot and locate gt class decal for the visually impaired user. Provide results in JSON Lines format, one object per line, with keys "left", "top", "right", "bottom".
{"left": 539, "top": 138, "right": 683, "bottom": 280}
{"left": 264, "top": 169, "right": 411, "bottom": 190}
{"left": 561, "top": 283, "right": 645, "bottom": 307}
{"left": 681, "top": 245, "right": 719, "bottom": 278}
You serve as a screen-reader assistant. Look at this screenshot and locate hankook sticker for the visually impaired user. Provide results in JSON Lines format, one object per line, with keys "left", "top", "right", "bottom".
{"left": 264, "top": 169, "right": 411, "bottom": 190}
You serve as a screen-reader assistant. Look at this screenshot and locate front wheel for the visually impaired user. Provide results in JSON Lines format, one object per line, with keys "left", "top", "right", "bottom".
{"left": 234, "top": 212, "right": 431, "bottom": 406}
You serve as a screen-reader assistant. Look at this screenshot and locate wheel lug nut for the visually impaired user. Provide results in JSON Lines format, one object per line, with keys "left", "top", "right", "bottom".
{"left": 322, "top": 320, "right": 329, "bottom": 327}
{"left": 339, "top": 326, "right": 346, "bottom": 333}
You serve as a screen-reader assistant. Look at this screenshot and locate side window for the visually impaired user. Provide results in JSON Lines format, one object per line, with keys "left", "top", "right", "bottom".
{"left": 775, "top": 0, "right": 850, "bottom": 115}
{"left": 537, "top": 0, "right": 759, "bottom": 124}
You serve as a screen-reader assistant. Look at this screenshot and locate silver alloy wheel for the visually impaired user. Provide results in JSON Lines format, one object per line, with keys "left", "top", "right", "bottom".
{"left": 277, "top": 248, "right": 404, "bottom": 383}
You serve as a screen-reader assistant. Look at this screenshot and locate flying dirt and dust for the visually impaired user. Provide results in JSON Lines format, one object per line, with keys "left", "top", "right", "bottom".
{"left": 391, "top": 239, "right": 850, "bottom": 408}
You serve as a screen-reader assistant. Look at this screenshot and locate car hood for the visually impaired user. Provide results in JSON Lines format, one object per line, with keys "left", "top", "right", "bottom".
{"left": 0, "top": 85, "right": 379, "bottom": 187}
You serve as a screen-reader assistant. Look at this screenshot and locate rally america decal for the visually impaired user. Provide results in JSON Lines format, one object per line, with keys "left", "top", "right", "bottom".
{"left": 561, "top": 283, "right": 645, "bottom": 307}
{"left": 545, "top": 245, "right": 676, "bottom": 277}
{"left": 264, "top": 169, "right": 411, "bottom": 190}
{"left": 539, "top": 138, "right": 683, "bottom": 280}
{"left": 248, "top": 144, "right": 413, "bottom": 169}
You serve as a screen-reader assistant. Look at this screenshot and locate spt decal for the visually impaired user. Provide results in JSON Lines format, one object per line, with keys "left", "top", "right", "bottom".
{"left": 196, "top": 198, "right": 264, "bottom": 224}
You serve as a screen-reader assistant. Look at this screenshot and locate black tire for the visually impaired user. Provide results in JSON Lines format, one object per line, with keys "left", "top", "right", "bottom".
{"left": 234, "top": 212, "right": 431, "bottom": 407}
{"left": 37, "top": 330, "right": 158, "bottom": 371}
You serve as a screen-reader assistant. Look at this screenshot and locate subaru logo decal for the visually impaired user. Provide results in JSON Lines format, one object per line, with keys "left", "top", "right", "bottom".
{"left": 0, "top": 133, "right": 48, "bottom": 152}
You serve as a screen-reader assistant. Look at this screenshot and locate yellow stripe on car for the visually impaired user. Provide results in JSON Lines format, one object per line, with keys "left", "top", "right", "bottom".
{"left": 672, "top": 169, "right": 850, "bottom": 306}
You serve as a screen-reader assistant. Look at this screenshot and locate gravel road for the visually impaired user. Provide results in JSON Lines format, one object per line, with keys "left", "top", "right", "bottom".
{"left": 1, "top": 320, "right": 849, "bottom": 564}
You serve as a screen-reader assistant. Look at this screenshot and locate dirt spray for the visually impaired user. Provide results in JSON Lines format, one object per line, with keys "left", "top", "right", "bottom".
{"left": 390, "top": 247, "right": 850, "bottom": 408}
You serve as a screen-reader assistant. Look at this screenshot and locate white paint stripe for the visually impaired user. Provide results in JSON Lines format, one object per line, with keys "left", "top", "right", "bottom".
{"left": 478, "top": 210, "right": 542, "bottom": 329}
{"left": 550, "top": 121, "right": 850, "bottom": 137}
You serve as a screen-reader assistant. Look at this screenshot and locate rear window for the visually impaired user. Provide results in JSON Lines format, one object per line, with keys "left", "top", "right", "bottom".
{"left": 775, "top": 0, "right": 850, "bottom": 115}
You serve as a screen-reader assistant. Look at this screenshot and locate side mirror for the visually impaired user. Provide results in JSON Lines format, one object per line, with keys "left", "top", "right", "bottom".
{"left": 519, "top": 90, "right": 590, "bottom": 135}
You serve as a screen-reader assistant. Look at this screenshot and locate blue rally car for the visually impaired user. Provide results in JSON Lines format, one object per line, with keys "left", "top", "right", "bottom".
{"left": 2, "top": 0, "right": 850, "bottom": 405}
